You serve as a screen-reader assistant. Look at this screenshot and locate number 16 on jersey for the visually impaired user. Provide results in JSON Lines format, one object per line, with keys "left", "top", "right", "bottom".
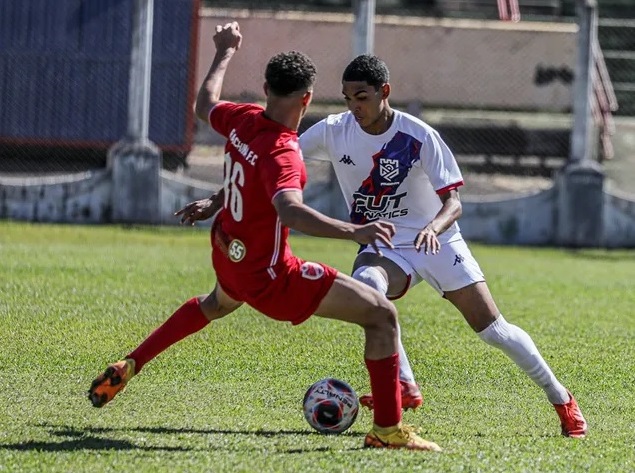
{"left": 223, "top": 153, "right": 245, "bottom": 221}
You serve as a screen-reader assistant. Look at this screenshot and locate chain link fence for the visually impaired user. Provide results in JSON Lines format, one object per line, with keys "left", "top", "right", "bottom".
{"left": 1, "top": 0, "right": 634, "bottom": 199}
{"left": 195, "top": 1, "right": 635, "bottom": 197}
{"left": 0, "top": 0, "right": 199, "bottom": 175}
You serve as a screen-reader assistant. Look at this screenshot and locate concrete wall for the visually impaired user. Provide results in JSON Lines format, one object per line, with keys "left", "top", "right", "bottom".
{"left": 604, "top": 188, "right": 635, "bottom": 247}
{"left": 159, "top": 170, "right": 216, "bottom": 224}
{"left": 3, "top": 168, "right": 634, "bottom": 247}
{"left": 197, "top": 9, "right": 577, "bottom": 111}
{"left": 0, "top": 171, "right": 112, "bottom": 223}
{"left": 0, "top": 170, "right": 214, "bottom": 226}
{"left": 461, "top": 188, "right": 557, "bottom": 245}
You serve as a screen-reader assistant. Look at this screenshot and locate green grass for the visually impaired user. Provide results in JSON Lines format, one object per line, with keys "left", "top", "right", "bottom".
{"left": 1, "top": 221, "right": 634, "bottom": 472}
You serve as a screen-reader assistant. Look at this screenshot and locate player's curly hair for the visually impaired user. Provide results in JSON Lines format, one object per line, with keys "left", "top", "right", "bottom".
{"left": 265, "top": 51, "right": 317, "bottom": 97}
{"left": 342, "top": 54, "right": 390, "bottom": 89}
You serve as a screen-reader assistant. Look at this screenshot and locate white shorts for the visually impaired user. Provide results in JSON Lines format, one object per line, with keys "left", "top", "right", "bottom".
{"left": 359, "top": 236, "right": 485, "bottom": 297}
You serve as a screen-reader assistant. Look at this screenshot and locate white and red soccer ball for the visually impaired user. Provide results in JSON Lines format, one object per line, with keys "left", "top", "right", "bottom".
{"left": 303, "top": 378, "right": 359, "bottom": 434}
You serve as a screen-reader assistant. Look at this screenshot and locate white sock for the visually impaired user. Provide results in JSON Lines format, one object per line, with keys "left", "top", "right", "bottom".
{"left": 477, "top": 315, "right": 569, "bottom": 404}
{"left": 352, "top": 266, "right": 416, "bottom": 384}
{"left": 395, "top": 323, "right": 415, "bottom": 384}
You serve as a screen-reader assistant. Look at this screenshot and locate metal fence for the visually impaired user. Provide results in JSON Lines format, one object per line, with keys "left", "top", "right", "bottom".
{"left": 1, "top": 0, "right": 634, "bottom": 196}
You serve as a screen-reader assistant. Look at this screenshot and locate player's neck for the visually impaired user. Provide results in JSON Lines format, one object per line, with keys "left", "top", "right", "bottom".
{"left": 263, "top": 103, "right": 302, "bottom": 131}
{"left": 361, "top": 107, "right": 394, "bottom": 135}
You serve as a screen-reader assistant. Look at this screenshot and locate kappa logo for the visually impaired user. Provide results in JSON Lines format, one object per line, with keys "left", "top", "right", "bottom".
{"left": 228, "top": 239, "right": 246, "bottom": 262}
{"left": 379, "top": 158, "right": 399, "bottom": 181}
{"left": 453, "top": 254, "right": 465, "bottom": 266}
{"left": 339, "top": 154, "right": 355, "bottom": 165}
{"left": 300, "top": 262, "right": 325, "bottom": 280}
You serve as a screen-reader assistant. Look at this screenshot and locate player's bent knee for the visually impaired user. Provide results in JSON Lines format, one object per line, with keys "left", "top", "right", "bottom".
{"left": 364, "top": 298, "right": 398, "bottom": 331}
{"left": 352, "top": 265, "right": 388, "bottom": 294}
{"left": 199, "top": 287, "right": 242, "bottom": 320}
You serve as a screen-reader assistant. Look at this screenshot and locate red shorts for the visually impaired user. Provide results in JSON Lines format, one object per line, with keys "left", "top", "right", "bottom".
{"left": 211, "top": 236, "right": 338, "bottom": 325}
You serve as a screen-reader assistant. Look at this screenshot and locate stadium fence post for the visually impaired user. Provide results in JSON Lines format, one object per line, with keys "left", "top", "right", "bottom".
{"left": 556, "top": 0, "right": 605, "bottom": 247}
{"left": 109, "top": 0, "right": 162, "bottom": 224}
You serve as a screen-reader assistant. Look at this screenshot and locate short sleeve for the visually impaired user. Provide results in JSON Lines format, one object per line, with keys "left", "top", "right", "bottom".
{"left": 209, "top": 102, "right": 262, "bottom": 138}
{"left": 299, "top": 119, "right": 330, "bottom": 162}
{"left": 420, "top": 130, "right": 464, "bottom": 194}
{"left": 259, "top": 148, "right": 304, "bottom": 201}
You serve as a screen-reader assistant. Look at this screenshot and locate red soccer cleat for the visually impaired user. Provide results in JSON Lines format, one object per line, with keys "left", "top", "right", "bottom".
{"left": 553, "top": 390, "right": 588, "bottom": 438}
{"left": 359, "top": 380, "right": 423, "bottom": 411}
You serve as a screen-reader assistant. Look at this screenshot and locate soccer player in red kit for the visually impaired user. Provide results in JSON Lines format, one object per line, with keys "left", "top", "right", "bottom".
{"left": 88, "top": 22, "right": 441, "bottom": 451}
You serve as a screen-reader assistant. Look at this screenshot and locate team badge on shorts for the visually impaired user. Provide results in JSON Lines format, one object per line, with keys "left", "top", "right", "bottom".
{"left": 300, "top": 262, "right": 324, "bottom": 280}
{"left": 228, "top": 239, "right": 246, "bottom": 262}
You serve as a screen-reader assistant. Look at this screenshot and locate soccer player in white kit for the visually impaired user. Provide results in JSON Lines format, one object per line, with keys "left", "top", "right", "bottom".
{"left": 299, "top": 54, "right": 588, "bottom": 438}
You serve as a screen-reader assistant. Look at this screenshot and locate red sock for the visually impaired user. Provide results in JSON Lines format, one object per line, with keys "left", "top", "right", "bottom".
{"left": 365, "top": 353, "right": 401, "bottom": 428}
{"left": 127, "top": 297, "right": 210, "bottom": 373}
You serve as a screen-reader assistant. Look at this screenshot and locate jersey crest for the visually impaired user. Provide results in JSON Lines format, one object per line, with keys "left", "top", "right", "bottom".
{"left": 300, "top": 262, "right": 325, "bottom": 280}
{"left": 379, "top": 158, "right": 399, "bottom": 181}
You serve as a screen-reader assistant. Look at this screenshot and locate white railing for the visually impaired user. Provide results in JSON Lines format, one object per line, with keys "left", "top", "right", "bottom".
{"left": 497, "top": 0, "right": 619, "bottom": 161}
{"left": 498, "top": 0, "right": 520, "bottom": 21}
{"left": 592, "top": 40, "right": 619, "bottom": 159}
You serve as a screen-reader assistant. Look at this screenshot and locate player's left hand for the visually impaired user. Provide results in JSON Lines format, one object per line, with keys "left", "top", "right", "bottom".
{"left": 414, "top": 226, "right": 440, "bottom": 255}
{"left": 174, "top": 193, "right": 222, "bottom": 225}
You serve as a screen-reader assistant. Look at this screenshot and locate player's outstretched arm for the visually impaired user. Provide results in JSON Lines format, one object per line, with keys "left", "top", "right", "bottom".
{"left": 273, "top": 190, "right": 394, "bottom": 255}
{"left": 194, "top": 21, "right": 242, "bottom": 122}
{"left": 174, "top": 189, "right": 225, "bottom": 225}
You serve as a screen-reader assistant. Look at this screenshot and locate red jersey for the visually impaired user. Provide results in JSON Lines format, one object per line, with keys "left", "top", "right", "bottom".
{"left": 209, "top": 101, "right": 306, "bottom": 279}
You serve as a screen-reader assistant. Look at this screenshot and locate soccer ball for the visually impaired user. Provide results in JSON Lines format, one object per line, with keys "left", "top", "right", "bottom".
{"left": 303, "top": 378, "right": 359, "bottom": 434}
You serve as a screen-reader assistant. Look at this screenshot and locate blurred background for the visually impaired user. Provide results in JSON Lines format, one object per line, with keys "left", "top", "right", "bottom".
{"left": 0, "top": 0, "right": 634, "bottom": 244}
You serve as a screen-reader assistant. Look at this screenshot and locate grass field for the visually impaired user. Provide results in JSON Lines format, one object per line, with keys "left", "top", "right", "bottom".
{"left": 1, "top": 221, "right": 634, "bottom": 472}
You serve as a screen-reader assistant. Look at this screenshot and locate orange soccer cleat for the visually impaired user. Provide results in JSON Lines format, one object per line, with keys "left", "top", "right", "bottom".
{"left": 88, "top": 359, "right": 136, "bottom": 408}
{"left": 359, "top": 380, "right": 423, "bottom": 411}
{"left": 364, "top": 423, "right": 442, "bottom": 451}
{"left": 553, "top": 390, "right": 588, "bottom": 438}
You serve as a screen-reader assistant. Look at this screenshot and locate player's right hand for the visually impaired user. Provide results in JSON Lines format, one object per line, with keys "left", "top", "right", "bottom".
{"left": 174, "top": 195, "right": 221, "bottom": 225}
{"left": 353, "top": 221, "right": 395, "bottom": 256}
{"left": 213, "top": 21, "right": 242, "bottom": 53}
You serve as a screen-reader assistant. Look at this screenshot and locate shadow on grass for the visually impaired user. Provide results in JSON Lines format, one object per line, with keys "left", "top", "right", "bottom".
{"left": 36, "top": 423, "right": 363, "bottom": 438}
{"left": 0, "top": 436, "right": 189, "bottom": 452}
{"left": 0, "top": 423, "right": 362, "bottom": 454}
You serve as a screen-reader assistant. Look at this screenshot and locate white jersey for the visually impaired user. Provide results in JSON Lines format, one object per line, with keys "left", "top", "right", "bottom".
{"left": 299, "top": 110, "right": 464, "bottom": 247}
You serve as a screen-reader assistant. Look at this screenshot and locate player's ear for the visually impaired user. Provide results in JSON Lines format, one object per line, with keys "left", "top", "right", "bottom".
{"left": 302, "top": 90, "right": 313, "bottom": 107}
{"left": 263, "top": 82, "right": 269, "bottom": 97}
{"left": 381, "top": 83, "right": 391, "bottom": 100}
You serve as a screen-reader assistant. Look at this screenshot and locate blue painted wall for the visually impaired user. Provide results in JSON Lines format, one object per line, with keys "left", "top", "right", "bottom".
{"left": 0, "top": 0, "right": 198, "bottom": 151}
